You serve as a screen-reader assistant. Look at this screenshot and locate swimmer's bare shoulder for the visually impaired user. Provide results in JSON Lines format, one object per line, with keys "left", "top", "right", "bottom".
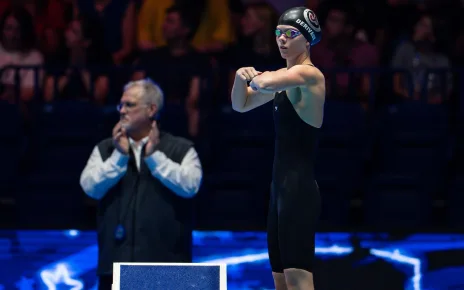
{"left": 292, "top": 64, "right": 325, "bottom": 100}
{"left": 289, "top": 65, "right": 325, "bottom": 128}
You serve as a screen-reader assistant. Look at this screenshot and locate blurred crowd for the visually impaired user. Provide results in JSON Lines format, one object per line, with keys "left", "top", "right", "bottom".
{"left": 0, "top": 0, "right": 463, "bottom": 231}
{"left": 0, "top": 0, "right": 463, "bottom": 140}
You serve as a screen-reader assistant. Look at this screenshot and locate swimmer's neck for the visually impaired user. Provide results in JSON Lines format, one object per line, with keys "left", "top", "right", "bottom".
{"left": 286, "top": 51, "right": 312, "bottom": 69}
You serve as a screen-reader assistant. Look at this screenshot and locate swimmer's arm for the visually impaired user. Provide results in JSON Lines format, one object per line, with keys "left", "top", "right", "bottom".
{"left": 231, "top": 75, "right": 274, "bottom": 113}
{"left": 250, "top": 65, "right": 317, "bottom": 93}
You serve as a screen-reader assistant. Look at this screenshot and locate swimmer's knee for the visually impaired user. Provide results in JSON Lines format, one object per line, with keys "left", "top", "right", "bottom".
{"left": 284, "top": 268, "right": 314, "bottom": 290}
{"left": 272, "top": 272, "right": 288, "bottom": 290}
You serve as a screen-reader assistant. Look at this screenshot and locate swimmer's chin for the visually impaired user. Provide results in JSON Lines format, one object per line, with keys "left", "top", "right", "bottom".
{"left": 279, "top": 52, "right": 290, "bottom": 59}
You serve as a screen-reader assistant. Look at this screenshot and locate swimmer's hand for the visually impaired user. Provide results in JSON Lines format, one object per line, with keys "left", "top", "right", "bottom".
{"left": 236, "top": 67, "right": 262, "bottom": 82}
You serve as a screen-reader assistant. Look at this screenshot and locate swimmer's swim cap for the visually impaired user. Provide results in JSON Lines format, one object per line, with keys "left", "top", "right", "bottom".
{"left": 278, "top": 7, "right": 321, "bottom": 46}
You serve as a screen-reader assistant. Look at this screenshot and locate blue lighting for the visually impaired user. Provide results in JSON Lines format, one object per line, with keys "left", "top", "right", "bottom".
{"left": 370, "top": 249, "right": 421, "bottom": 290}
{"left": 40, "top": 263, "right": 83, "bottom": 290}
{"left": 64, "top": 230, "right": 80, "bottom": 238}
{"left": 199, "top": 245, "right": 353, "bottom": 265}
{"left": 15, "top": 276, "right": 35, "bottom": 290}
{"left": 200, "top": 251, "right": 269, "bottom": 265}
{"left": 0, "top": 230, "right": 463, "bottom": 289}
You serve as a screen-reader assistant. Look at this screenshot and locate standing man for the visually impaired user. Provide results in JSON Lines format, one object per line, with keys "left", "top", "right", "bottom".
{"left": 80, "top": 79, "right": 203, "bottom": 290}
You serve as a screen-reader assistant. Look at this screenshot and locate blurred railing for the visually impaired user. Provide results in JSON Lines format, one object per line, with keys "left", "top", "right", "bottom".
{"left": 2, "top": 65, "right": 462, "bottom": 106}
{"left": 1, "top": 65, "right": 464, "bottom": 231}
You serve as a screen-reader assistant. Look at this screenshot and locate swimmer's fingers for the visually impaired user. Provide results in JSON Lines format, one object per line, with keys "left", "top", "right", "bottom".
{"left": 236, "top": 67, "right": 249, "bottom": 81}
{"left": 242, "top": 70, "right": 253, "bottom": 81}
{"left": 237, "top": 67, "right": 261, "bottom": 81}
{"left": 245, "top": 67, "right": 261, "bottom": 80}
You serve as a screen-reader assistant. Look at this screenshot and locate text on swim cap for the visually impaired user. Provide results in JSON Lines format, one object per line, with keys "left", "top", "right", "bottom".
{"left": 296, "top": 19, "right": 316, "bottom": 41}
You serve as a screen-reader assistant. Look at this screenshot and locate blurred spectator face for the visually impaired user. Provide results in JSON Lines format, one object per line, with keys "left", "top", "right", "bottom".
{"left": 325, "top": 9, "right": 346, "bottom": 38}
{"left": 162, "top": 11, "right": 188, "bottom": 42}
{"left": 2, "top": 15, "right": 21, "bottom": 50}
{"left": 413, "top": 16, "right": 434, "bottom": 41}
{"left": 241, "top": 7, "right": 264, "bottom": 37}
{"left": 118, "top": 86, "right": 153, "bottom": 132}
{"left": 241, "top": 4, "right": 277, "bottom": 40}
{"left": 65, "top": 20, "right": 85, "bottom": 48}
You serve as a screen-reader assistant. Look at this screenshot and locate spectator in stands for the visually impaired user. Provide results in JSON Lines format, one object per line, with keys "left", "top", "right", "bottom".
{"left": 134, "top": 5, "right": 209, "bottom": 139}
{"left": 0, "top": 6, "right": 43, "bottom": 103}
{"left": 454, "top": 24, "right": 464, "bottom": 65}
{"left": 43, "top": 14, "right": 110, "bottom": 104}
{"left": 19, "top": 0, "right": 71, "bottom": 62}
{"left": 0, "top": 1, "right": 10, "bottom": 17}
{"left": 39, "top": 0, "right": 75, "bottom": 66}
{"left": 311, "top": 4, "right": 378, "bottom": 101}
{"left": 80, "top": 79, "right": 202, "bottom": 290}
{"left": 226, "top": 2, "right": 282, "bottom": 98}
{"left": 306, "top": 0, "right": 320, "bottom": 11}
{"left": 228, "top": 0, "right": 245, "bottom": 38}
{"left": 137, "top": 0, "right": 233, "bottom": 54}
{"left": 74, "top": 0, "right": 136, "bottom": 65}
{"left": 391, "top": 14, "right": 451, "bottom": 104}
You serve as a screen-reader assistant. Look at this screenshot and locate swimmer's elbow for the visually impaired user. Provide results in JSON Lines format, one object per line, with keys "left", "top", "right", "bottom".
{"left": 231, "top": 94, "right": 248, "bottom": 113}
{"left": 253, "top": 77, "right": 280, "bottom": 93}
{"left": 232, "top": 103, "right": 247, "bottom": 113}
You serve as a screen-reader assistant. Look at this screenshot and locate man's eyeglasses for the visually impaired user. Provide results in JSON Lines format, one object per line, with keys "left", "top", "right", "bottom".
{"left": 275, "top": 29, "right": 302, "bottom": 39}
{"left": 116, "top": 101, "right": 138, "bottom": 111}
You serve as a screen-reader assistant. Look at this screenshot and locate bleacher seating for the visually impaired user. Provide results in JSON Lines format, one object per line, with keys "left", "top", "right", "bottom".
{"left": 15, "top": 101, "right": 105, "bottom": 227}
{"left": 2, "top": 65, "right": 464, "bottom": 230}
{"left": 316, "top": 100, "right": 371, "bottom": 225}
{"left": 448, "top": 175, "right": 464, "bottom": 228}
{"left": 0, "top": 102, "right": 24, "bottom": 197}
{"left": 199, "top": 103, "right": 274, "bottom": 229}
{"left": 363, "top": 102, "right": 452, "bottom": 227}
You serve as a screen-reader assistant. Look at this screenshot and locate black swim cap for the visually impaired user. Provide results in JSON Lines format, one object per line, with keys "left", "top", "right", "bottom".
{"left": 278, "top": 7, "right": 321, "bottom": 46}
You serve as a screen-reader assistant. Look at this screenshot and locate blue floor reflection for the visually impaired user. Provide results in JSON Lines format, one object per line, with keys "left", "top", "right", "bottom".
{"left": 0, "top": 230, "right": 463, "bottom": 289}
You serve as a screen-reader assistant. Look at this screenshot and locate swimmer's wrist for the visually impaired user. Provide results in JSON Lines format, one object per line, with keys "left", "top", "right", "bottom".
{"left": 235, "top": 74, "right": 247, "bottom": 83}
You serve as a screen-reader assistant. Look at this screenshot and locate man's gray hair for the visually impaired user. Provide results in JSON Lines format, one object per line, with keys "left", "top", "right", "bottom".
{"left": 124, "top": 78, "right": 164, "bottom": 116}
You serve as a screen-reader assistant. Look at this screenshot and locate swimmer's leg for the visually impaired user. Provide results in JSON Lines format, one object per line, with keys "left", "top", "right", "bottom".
{"left": 267, "top": 184, "right": 287, "bottom": 290}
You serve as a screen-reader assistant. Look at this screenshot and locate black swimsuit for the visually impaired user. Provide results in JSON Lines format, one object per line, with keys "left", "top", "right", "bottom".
{"left": 267, "top": 89, "right": 321, "bottom": 273}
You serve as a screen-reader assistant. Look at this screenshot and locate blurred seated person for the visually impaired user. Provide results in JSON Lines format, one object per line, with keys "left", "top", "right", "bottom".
{"left": 18, "top": 0, "right": 72, "bottom": 63}
{"left": 74, "top": 0, "right": 136, "bottom": 65}
{"left": 137, "top": 0, "right": 233, "bottom": 54}
{"left": 228, "top": 0, "right": 245, "bottom": 37}
{"left": 311, "top": 4, "right": 378, "bottom": 101}
{"left": 226, "top": 2, "right": 281, "bottom": 98}
{"left": 0, "top": 6, "right": 43, "bottom": 103}
{"left": 43, "top": 14, "right": 110, "bottom": 104}
{"left": 454, "top": 23, "right": 464, "bottom": 66}
{"left": 0, "top": 1, "right": 10, "bottom": 17}
{"left": 306, "top": 0, "right": 320, "bottom": 11}
{"left": 133, "top": 5, "right": 210, "bottom": 139}
{"left": 391, "top": 13, "right": 451, "bottom": 104}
